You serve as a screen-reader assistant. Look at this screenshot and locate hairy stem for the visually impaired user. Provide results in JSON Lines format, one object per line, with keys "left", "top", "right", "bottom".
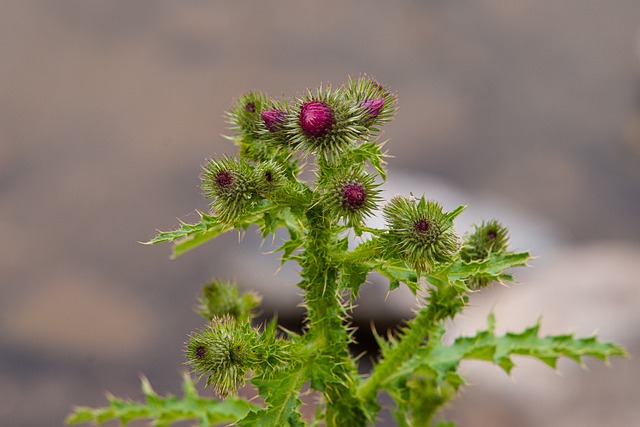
{"left": 301, "top": 205, "right": 367, "bottom": 426}
{"left": 357, "top": 285, "right": 463, "bottom": 407}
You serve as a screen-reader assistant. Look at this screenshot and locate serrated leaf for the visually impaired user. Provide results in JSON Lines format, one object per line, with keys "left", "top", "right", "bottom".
{"left": 339, "top": 261, "right": 371, "bottom": 296}
{"left": 391, "top": 314, "right": 627, "bottom": 390}
{"left": 145, "top": 201, "right": 289, "bottom": 258}
{"left": 426, "top": 251, "right": 530, "bottom": 292}
{"left": 274, "top": 208, "right": 306, "bottom": 264}
{"left": 375, "top": 260, "right": 419, "bottom": 293}
{"left": 143, "top": 211, "right": 232, "bottom": 258}
{"left": 346, "top": 140, "right": 388, "bottom": 179}
{"left": 447, "top": 251, "right": 530, "bottom": 282}
{"left": 66, "top": 373, "right": 257, "bottom": 427}
{"left": 238, "top": 366, "right": 308, "bottom": 427}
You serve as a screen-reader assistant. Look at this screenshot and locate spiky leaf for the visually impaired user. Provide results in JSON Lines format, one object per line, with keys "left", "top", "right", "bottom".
{"left": 66, "top": 373, "right": 257, "bottom": 427}
{"left": 391, "top": 314, "right": 627, "bottom": 389}
{"left": 238, "top": 366, "right": 308, "bottom": 427}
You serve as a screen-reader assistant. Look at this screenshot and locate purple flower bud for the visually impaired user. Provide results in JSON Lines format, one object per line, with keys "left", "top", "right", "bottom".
{"left": 341, "top": 182, "right": 367, "bottom": 211}
{"left": 261, "top": 109, "right": 286, "bottom": 132}
{"left": 300, "top": 101, "right": 335, "bottom": 137}
{"left": 215, "top": 170, "right": 234, "bottom": 190}
{"left": 413, "top": 218, "right": 431, "bottom": 234}
{"left": 361, "top": 99, "right": 384, "bottom": 119}
{"left": 245, "top": 102, "right": 256, "bottom": 113}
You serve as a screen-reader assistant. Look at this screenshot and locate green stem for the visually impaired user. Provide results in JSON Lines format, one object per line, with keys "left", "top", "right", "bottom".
{"left": 301, "top": 205, "right": 367, "bottom": 426}
{"left": 357, "top": 285, "right": 463, "bottom": 406}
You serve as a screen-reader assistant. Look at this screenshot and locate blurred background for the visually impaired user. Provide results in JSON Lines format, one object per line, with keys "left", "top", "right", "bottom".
{"left": 1, "top": 1, "right": 640, "bottom": 426}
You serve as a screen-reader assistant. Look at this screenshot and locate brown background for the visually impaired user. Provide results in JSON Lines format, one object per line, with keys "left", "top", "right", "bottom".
{"left": 1, "top": 1, "right": 640, "bottom": 426}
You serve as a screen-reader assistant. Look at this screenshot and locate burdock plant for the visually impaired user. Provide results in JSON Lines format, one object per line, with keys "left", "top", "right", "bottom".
{"left": 68, "top": 76, "right": 626, "bottom": 427}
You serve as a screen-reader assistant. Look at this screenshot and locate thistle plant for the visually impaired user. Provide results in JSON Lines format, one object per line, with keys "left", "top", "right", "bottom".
{"left": 68, "top": 76, "right": 626, "bottom": 427}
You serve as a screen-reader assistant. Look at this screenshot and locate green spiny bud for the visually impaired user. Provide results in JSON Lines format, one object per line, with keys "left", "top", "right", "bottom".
{"left": 226, "top": 92, "right": 270, "bottom": 140}
{"left": 226, "top": 92, "right": 279, "bottom": 162}
{"left": 200, "top": 156, "right": 262, "bottom": 223}
{"left": 317, "top": 166, "right": 380, "bottom": 226}
{"left": 255, "top": 160, "right": 287, "bottom": 198}
{"left": 383, "top": 196, "right": 459, "bottom": 272}
{"left": 185, "top": 315, "right": 258, "bottom": 397}
{"left": 346, "top": 75, "right": 397, "bottom": 130}
{"left": 196, "top": 279, "right": 261, "bottom": 321}
{"left": 461, "top": 219, "right": 510, "bottom": 262}
{"left": 461, "top": 219, "right": 510, "bottom": 288}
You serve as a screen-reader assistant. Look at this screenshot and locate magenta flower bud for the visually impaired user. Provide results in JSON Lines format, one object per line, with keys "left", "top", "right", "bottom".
{"left": 341, "top": 182, "right": 367, "bottom": 211}
{"left": 261, "top": 109, "right": 286, "bottom": 132}
{"left": 300, "top": 100, "right": 335, "bottom": 137}
{"left": 215, "top": 170, "right": 234, "bottom": 190}
{"left": 361, "top": 99, "right": 384, "bottom": 119}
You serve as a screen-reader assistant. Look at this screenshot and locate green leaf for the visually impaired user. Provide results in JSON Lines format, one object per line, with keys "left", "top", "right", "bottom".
{"left": 346, "top": 140, "right": 388, "bottom": 179}
{"left": 275, "top": 207, "right": 306, "bottom": 264}
{"left": 444, "top": 204, "right": 466, "bottom": 222}
{"left": 238, "top": 366, "right": 308, "bottom": 427}
{"left": 143, "top": 211, "right": 232, "bottom": 258}
{"left": 426, "top": 251, "right": 530, "bottom": 291}
{"left": 339, "top": 261, "right": 371, "bottom": 296}
{"left": 375, "top": 259, "right": 419, "bottom": 293}
{"left": 392, "top": 314, "right": 627, "bottom": 389}
{"left": 145, "top": 201, "right": 293, "bottom": 258}
{"left": 66, "top": 373, "right": 257, "bottom": 427}
{"left": 448, "top": 251, "right": 530, "bottom": 282}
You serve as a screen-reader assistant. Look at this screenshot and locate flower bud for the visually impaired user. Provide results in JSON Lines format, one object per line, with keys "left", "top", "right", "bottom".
{"left": 214, "top": 170, "right": 234, "bottom": 190}
{"left": 226, "top": 92, "right": 268, "bottom": 141}
{"left": 196, "top": 279, "right": 261, "bottom": 321}
{"left": 245, "top": 101, "right": 256, "bottom": 113}
{"left": 185, "top": 315, "right": 257, "bottom": 397}
{"left": 255, "top": 160, "right": 286, "bottom": 198}
{"left": 318, "top": 167, "right": 380, "bottom": 226}
{"left": 461, "top": 220, "right": 509, "bottom": 262}
{"left": 341, "top": 182, "right": 367, "bottom": 211}
{"left": 360, "top": 98, "right": 384, "bottom": 119}
{"left": 300, "top": 100, "right": 335, "bottom": 137}
{"left": 461, "top": 220, "right": 510, "bottom": 288}
{"left": 346, "top": 75, "right": 397, "bottom": 129}
{"left": 261, "top": 109, "right": 287, "bottom": 132}
{"left": 286, "top": 85, "right": 370, "bottom": 161}
{"left": 226, "top": 93, "right": 290, "bottom": 162}
{"left": 383, "top": 196, "right": 460, "bottom": 272}
{"left": 201, "top": 156, "right": 262, "bottom": 223}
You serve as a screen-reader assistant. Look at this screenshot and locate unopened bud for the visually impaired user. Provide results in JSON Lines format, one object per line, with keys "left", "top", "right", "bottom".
{"left": 214, "top": 170, "right": 234, "bottom": 190}
{"left": 361, "top": 98, "right": 384, "bottom": 119}
{"left": 383, "top": 196, "right": 460, "bottom": 272}
{"left": 341, "top": 182, "right": 367, "bottom": 211}
{"left": 300, "top": 100, "right": 335, "bottom": 137}
{"left": 185, "top": 316, "right": 257, "bottom": 397}
{"left": 261, "top": 109, "right": 286, "bottom": 132}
